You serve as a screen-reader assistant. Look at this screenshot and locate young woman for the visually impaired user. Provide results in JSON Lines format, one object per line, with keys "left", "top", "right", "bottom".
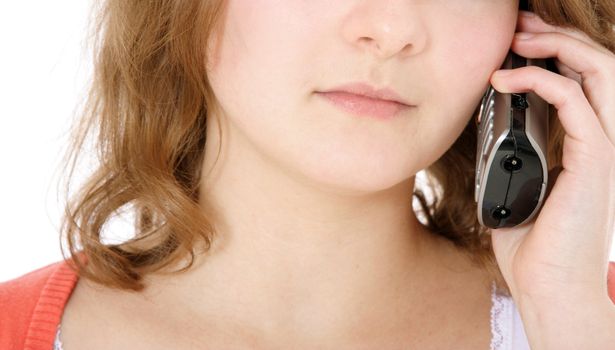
{"left": 2, "top": 0, "right": 615, "bottom": 349}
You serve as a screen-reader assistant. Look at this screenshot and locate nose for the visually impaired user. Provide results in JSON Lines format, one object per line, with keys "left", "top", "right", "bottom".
{"left": 342, "top": 1, "right": 426, "bottom": 60}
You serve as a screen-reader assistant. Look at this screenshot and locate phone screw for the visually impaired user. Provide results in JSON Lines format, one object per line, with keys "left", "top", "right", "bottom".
{"left": 491, "top": 205, "right": 511, "bottom": 220}
{"left": 502, "top": 155, "right": 523, "bottom": 172}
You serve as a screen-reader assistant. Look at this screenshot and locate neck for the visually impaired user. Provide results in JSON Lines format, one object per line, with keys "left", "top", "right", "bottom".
{"left": 141, "top": 120, "right": 468, "bottom": 343}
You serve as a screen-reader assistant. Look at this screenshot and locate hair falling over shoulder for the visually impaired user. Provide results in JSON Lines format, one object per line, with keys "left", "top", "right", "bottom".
{"left": 58, "top": 0, "right": 615, "bottom": 294}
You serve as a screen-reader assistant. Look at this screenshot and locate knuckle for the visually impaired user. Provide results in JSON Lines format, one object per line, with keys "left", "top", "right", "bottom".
{"left": 563, "top": 78, "right": 582, "bottom": 96}
{"left": 527, "top": 65, "right": 543, "bottom": 75}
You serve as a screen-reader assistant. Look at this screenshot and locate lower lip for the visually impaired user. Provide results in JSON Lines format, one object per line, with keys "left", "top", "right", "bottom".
{"left": 316, "top": 91, "right": 412, "bottom": 119}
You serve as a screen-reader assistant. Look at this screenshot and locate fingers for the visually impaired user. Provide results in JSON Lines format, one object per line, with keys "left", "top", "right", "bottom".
{"left": 511, "top": 31, "right": 615, "bottom": 78}
{"left": 490, "top": 66, "right": 602, "bottom": 147}
{"left": 517, "top": 10, "right": 615, "bottom": 57}
{"left": 508, "top": 11, "right": 615, "bottom": 148}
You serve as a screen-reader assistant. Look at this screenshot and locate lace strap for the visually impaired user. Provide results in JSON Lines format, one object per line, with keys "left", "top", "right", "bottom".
{"left": 490, "top": 280, "right": 512, "bottom": 350}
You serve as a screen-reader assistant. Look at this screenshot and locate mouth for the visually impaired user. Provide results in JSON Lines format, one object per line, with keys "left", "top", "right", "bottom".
{"left": 315, "top": 90, "right": 413, "bottom": 120}
{"left": 318, "top": 82, "right": 413, "bottom": 106}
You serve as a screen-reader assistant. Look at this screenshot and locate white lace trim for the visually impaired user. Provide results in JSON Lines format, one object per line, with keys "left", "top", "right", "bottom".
{"left": 491, "top": 281, "right": 525, "bottom": 350}
{"left": 490, "top": 280, "right": 502, "bottom": 349}
{"left": 54, "top": 323, "right": 64, "bottom": 350}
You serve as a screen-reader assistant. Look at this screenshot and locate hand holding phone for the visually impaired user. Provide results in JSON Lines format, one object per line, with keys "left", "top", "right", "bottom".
{"left": 474, "top": 51, "right": 553, "bottom": 229}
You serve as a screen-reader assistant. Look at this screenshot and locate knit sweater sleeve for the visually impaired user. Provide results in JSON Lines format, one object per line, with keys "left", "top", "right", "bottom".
{"left": 0, "top": 260, "right": 79, "bottom": 350}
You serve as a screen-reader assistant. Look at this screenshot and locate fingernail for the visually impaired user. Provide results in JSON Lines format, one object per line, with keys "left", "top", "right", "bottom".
{"left": 520, "top": 10, "right": 536, "bottom": 18}
{"left": 515, "top": 32, "right": 535, "bottom": 40}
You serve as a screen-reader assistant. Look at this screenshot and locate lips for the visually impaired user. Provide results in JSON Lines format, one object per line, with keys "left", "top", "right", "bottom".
{"left": 316, "top": 91, "right": 412, "bottom": 119}
{"left": 318, "top": 82, "right": 412, "bottom": 106}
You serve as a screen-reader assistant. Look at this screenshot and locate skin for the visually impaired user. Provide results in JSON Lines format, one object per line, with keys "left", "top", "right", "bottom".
{"left": 60, "top": 1, "right": 522, "bottom": 349}
{"left": 195, "top": 0, "right": 519, "bottom": 343}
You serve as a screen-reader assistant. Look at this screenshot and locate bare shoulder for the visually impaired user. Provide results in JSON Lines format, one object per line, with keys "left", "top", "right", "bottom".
{"left": 59, "top": 274, "right": 239, "bottom": 349}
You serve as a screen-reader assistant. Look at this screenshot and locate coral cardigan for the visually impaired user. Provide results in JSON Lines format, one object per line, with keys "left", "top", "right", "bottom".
{"left": 2, "top": 258, "right": 615, "bottom": 350}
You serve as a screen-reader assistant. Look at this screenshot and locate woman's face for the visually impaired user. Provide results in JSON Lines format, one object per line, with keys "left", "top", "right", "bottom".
{"left": 205, "top": 0, "right": 519, "bottom": 193}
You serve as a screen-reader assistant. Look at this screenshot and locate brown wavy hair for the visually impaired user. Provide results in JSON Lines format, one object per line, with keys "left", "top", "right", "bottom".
{"left": 58, "top": 0, "right": 615, "bottom": 295}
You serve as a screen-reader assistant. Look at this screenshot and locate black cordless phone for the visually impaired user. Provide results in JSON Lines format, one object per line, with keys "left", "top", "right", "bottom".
{"left": 474, "top": 0, "right": 557, "bottom": 229}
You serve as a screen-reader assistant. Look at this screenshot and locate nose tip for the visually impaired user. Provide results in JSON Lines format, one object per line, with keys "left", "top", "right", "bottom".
{"left": 342, "top": 3, "right": 425, "bottom": 60}
{"left": 357, "top": 36, "right": 415, "bottom": 60}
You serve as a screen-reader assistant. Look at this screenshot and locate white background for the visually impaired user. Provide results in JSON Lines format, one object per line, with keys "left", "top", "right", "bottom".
{"left": 1, "top": 1, "right": 614, "bottom": 282}
{"left": 0, "top": 1, "right": 134, "bottom": 282}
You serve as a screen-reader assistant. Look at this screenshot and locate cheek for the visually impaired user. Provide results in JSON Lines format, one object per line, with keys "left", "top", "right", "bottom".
{"left": 439, "top": 18, "right": 514, "bottom": 110}
{"left": 411, "top": 23, "right": 515, "bottom": 162}
{"left": 206, "top": 0, "right": 328, "bottom": 174}
{"left": 207, "top": 0, "right": 308, "bottom": 129}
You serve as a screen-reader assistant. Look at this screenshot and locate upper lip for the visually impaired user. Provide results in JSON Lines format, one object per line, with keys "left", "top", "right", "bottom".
{"left": 318, "top": 82, "right": 412, "bottom": 106}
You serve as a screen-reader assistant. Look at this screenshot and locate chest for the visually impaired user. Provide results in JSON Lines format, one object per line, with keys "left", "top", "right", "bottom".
{"left": 56, "top": 322, "right": 493, "bottom": 350}
{"left": 55, "top": 280, "right": 503, "bottom": 349}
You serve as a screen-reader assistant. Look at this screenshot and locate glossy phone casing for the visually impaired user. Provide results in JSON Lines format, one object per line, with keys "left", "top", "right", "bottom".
{"left": 474, "top": 51, "right": 549, "bottom": 229}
